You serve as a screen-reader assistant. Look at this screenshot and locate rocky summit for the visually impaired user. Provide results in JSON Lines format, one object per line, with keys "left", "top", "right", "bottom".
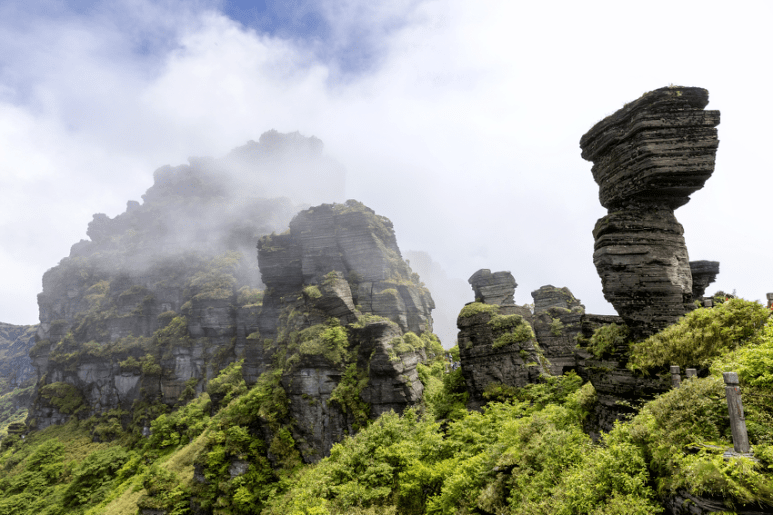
{"left": 252, "top": 200, "right": 438, "bottom": 460}
{"left": 580, "top": 86, "right": 721, "bottom": 339}
{"left": 26, "top": 145, "right": 439, "bottom": 460}
{"left": 25, "top": 132, "right": 352, "bottom": 433}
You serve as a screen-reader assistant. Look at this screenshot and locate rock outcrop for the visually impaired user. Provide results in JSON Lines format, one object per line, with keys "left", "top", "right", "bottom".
{"left": 574, "top": 314, "right": 670, "bottom": 437}
{"left": 690, "top": 260, "right": 720, "bottom": 300}
{"left": 457, "top": 270, "right": 545, "bottom": 408}
{"left": 254, "top": 200, "right": 437, "bottom": 460}
{"left": 0, "top": 323, "right": 37, "bottom": 390}
{"left": 27, "top": 133, "right": 335, "bottom": 431}
{"left": 0, "top": 323, "right": 38, "bottom": 435}
{"left": 580, "top": 86, "right": 720, "bottom": 339}
{"left": 468, "top": 269, "right": 517, "bottom": 305}
{"left": 530, "top": 286, "right": 584, "bottom": 375}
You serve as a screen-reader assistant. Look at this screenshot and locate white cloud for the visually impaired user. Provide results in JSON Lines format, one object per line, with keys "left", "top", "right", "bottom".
{"left": 1, "top": 0, "right": 772, "bottom": 328}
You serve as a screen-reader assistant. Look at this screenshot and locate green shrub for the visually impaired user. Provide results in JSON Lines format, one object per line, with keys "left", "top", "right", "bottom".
{"left": 630, "top": 299, "right": 770, "bottom": 371}
{"left": 586, "top": 323, "right": 629, "bottom": 359}
{"left": 303, "top": 285, "right": 322, "bottom": 300}
{"left": 206, "top": 360, "right": 247, "bottom": 407}
{"left": 489, "top": 314, "right": 534, "bottom": 349}
{"left": 550, "top": 317, "right": 565, "bottom": 336}
{"left": 237, "top": 286, "right": 264, "bottom": 306}
{"left": 329, "top": 364, "right": 371, "bottom": 432}
{"left": 63, "top": 447, "right": 129, "bottom": 507}
{"left": 38, "top": 382, "right": 85, "bottom": 415}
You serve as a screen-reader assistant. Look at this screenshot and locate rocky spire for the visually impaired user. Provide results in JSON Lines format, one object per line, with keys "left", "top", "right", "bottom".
{"left": 580, "top": 86, "right": 720, "bottom": 339}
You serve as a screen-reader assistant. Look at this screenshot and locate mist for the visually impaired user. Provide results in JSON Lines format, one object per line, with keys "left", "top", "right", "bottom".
{"left": 1, "top": 0, "right": 772, "bottom": 336}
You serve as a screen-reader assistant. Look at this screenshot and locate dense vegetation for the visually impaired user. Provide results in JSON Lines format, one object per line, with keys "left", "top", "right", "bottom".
{"left": 1, "top": 300, "right": 772, "bottom": 514}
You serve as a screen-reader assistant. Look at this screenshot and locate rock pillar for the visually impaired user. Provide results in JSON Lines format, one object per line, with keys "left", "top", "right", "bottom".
{"left": 723, "top": 372, "right": 751, "bottom": 454}
{"left": 670, "top": 366, "right": 681, "bottom": 388}
{"left": 580, "top": 86, "right": 720, "bottom": 339}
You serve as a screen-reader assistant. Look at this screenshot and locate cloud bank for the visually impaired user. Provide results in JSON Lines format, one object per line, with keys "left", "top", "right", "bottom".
{"left": 1, "top": 0, "right": 771, "bottom": 335}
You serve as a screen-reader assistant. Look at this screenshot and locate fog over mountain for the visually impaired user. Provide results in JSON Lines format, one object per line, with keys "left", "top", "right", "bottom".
{"left": 1, "top": 0, "right": 771, "bottom": 331}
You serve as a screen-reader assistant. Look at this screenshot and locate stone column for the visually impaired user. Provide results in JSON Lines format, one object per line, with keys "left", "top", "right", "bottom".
{"left": 723, "top": 372, "right": 751, "bottom": 454}
{"left": 685, "top": 368, "right": 697, "bottom": 379}
{"left": 670, "top": 366, "right": 681, "bottom": 388}
{"left": 580, "top": 87, "right": 720, "bottom": 340}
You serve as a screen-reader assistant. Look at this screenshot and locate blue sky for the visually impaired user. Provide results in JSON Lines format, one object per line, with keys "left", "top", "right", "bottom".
{"left": 1, "top": 0, "right": 772, "bottom": 341}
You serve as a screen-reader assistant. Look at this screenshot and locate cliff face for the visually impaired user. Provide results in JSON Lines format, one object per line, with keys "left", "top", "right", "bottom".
{"left": 0, "top": 323, "right": 37, "bottom": 390}
{"left": 253, "top": 200, "right": 437, "bottom": 460}
{"left": 27, "top": 132, "right": 334, "bottom": 431}
{"left": 0, "top": 323, "right": 38, "bottom": 436}
{"left": 580, "top": 86, "right": 720, "bottom": 339}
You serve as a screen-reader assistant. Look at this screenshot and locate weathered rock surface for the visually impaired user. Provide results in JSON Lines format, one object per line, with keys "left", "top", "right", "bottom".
{"left": 530, "top": 286, "right": 585, "bottom": 375}
{"left": 0, "top": 323, "right": 37, "bottom": 389}
{"left": 580, "top": 87, "right": 720, "bottom": 210}
{"left": 27, "top": 132, "right": 338, "bottom": 431}
{"left": 468, "top": 269, "right": 517, "bottom": 305}
{"left": 592, "top": 206, "right": 692, "bottom": 337}
{"left": 581, "top": 86, "right": 720, "bottom": 339}
{"left": 255, "top": 200, "right": 435, "bottom": 460}
{"left": 690, "top": 260, "right": 720, "bottom": 300}
{"left": 457, "top": 270, "right": 545, "bottom": 408}
{"left": 457, "top": 306, "right": 543, "bottom": 408}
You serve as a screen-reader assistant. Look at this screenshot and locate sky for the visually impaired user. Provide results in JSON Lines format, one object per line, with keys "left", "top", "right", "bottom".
{"left": 1, "top": 0, "right": 772, "bottom": 330}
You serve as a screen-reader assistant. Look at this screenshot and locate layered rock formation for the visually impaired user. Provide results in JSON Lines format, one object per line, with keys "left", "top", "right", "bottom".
{"left": 574, "top": 314, "right": 670, "bottom": 437}
{"left": 690, "top": 260, "right": 720, "bottom": 300}
{"left": 457, "top": 270, "right": 545, "bottom": 407}
{"left": 254, "top": 200, "right": 437, "bottom": 460}
{"left": 580, "top": 86, "right": 720, "bottom": 339}
{"left": 27, "top": 132, "right": 338, "bottom": 431}
{"left": 530, "top": 286, "right": 584, "bottom": 375}
{"left": 468, "top": 269, "right": 517, "bottom": 305}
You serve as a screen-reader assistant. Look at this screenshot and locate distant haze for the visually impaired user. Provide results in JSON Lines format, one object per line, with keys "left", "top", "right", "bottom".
{"left": 1, "top": 1, "right": 771, "bottom": 331}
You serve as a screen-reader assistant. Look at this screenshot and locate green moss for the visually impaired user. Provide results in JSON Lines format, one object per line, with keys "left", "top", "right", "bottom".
{"left": 488, "top": 314, "right": 534, "bottom": 349}
{"left": 459, "top": 302, "right": 499, "bottom": 318}
{"left": 303, "top": 285, "right": 322, "bottom": 300}
{"left": 350, "top": 313, "right": 391, "bottom": 329}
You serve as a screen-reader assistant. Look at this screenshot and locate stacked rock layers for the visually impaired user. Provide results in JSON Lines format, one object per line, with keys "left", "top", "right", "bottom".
{"left": 256, "top": 200, "right": 435, "bottom": 460}
{"left": 580, "top": 86, "right": 720, "bottom": 339}
{"left": 690, "top": 260, "right": 720, "bottom": 300}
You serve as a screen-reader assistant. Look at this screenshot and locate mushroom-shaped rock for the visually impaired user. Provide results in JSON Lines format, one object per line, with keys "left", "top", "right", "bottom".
{"left": 581, "top": 86, "right": 720, "bottom": 339}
